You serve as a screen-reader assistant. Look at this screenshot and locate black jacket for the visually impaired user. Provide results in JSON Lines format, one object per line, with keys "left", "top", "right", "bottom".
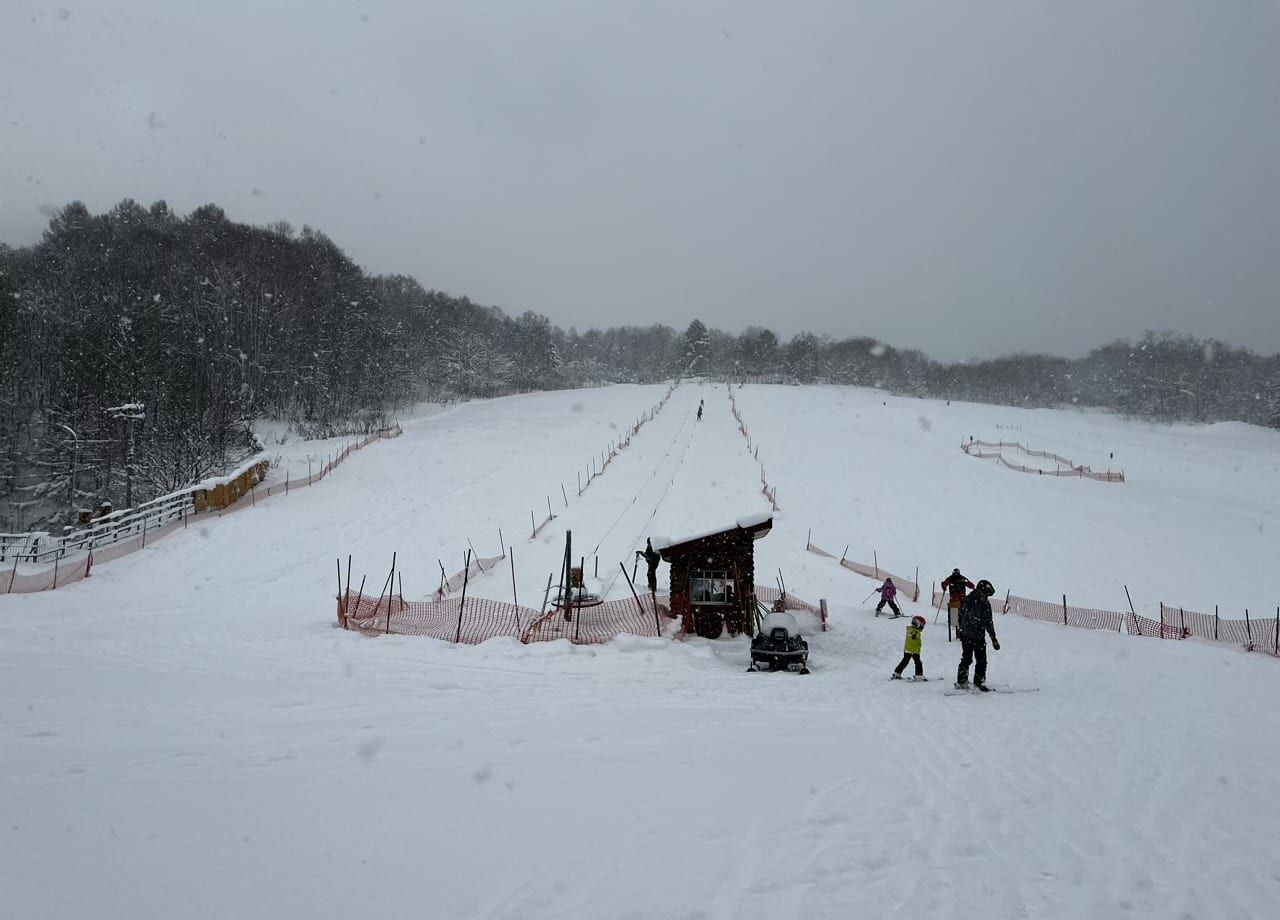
{"left": 941, "top": 572, "right": 974, "bottom": 600}
{"left": 957, "top": 591, "right": 997, "bottom": 643}
{"left": 642, "top": 544, "right": 660, "bottom": 570}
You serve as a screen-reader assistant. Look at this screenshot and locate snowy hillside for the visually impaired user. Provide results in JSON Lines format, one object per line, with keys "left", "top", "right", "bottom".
{"left": 3, "top": 382, "right": 1279, "bottom": 920}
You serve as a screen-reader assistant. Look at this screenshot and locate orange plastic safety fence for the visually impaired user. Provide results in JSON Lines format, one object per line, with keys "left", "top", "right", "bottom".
{"left": 341, "top": 591, "right": 534, "bottom": 643}
{"left": 338, "top": 583, "right": 822, "bottom": 646}
{"left": 991, "top": 593, "right": 1126, "bottom": 633}
{"left": 962, "top": 439, "right": 1124, "bottom": 483}
{"left": 1162, "top": 604, "right": 1280, "bottom": 654}
{"left": 433, "top": 555, "right": 507, "bottom": 602}
{"left": 745, "top": 541, "right": 1280, "bottom": 661}
{"left": 804, "top": 542, "right": 921, "bottom": 602}
{"left": 755, "top": 585, "right": 821, "bottom": 615}
{"left": 522, "top": 594, "right": 664, "bottom": 644}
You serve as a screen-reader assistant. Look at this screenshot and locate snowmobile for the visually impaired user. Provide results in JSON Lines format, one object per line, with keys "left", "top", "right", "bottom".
{"left": 748, "top": 611, "right": 810, "bottom": 674}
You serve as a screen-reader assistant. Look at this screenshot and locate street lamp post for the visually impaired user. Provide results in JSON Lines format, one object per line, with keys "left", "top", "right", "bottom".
{"left": 54, "top": 422, "right": 79, "bottom": 511}
{"left": 106, "top": 403, "right": 145, "bottom": 510}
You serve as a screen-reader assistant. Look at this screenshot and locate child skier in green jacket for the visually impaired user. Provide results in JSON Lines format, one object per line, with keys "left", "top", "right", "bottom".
{"left": 890, "top": 615, "right": 927, "bottom": 680}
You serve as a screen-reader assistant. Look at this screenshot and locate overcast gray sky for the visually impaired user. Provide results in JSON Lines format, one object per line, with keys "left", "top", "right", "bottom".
{"left": 2, "top": 1, "right": 1278, "bottom": 361}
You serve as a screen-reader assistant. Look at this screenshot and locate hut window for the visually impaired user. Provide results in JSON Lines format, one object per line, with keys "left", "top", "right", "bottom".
{"left": 690, "top": 570, "right": 733, "bottom": 604}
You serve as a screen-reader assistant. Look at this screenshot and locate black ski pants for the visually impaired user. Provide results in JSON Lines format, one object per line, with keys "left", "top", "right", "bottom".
{"left": 876, "top": 598, "right": 901, "bottom": 616}
{"left": 894, "top": 652, "right": 923, "bottom": 677}
{"left": 957, "top": 636, "right": 988, "bottom": 685}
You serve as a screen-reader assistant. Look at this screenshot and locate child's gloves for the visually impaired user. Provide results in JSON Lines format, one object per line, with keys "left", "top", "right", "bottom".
{"left": 991, "top": 638, "right": 1001, "bottom": 650}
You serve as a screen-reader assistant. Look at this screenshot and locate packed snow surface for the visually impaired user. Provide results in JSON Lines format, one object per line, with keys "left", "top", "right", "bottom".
{"left": 3, "top": 382, "right": 1279, "bottom": 919}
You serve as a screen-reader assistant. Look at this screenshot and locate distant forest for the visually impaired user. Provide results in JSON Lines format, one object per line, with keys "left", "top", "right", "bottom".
{"left": 3, "top": 200, "right": 1278, "bottom": 532}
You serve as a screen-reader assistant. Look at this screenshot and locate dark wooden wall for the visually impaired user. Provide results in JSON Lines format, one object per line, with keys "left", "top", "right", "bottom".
{"left": 663, "top": 530, "right": 758, "bottom": 638}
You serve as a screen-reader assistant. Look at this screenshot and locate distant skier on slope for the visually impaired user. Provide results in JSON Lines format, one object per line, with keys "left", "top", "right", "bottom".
{"left": 956, "top": 579, "right": 1000, "bottom": 691}
{"left": 874, "top": 577, "right": 901, "bottom": 617}
{"left": 890, "top": 615, "right": 928, "bottom": 680}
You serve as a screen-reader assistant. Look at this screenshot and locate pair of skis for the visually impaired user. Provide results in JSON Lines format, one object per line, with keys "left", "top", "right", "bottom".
{"left": 888, "top": 675, "right": 1039, "bottom": 694}
{"left": 943, "top": 684, "right": 1039, "bottom": 695}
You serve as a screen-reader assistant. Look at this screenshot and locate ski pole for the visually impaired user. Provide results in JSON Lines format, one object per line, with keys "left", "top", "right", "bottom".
{"left": 862, "top": 588, "right": 878, "bottom": 604}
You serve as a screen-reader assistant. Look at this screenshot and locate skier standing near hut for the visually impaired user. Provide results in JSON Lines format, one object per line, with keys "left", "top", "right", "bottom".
{"left": 637, "top": 538, "right": 661, "bottom": 593}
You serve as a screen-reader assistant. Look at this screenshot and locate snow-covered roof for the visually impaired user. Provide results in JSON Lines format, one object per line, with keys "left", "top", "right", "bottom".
{"left": 736, "top": 511, "right": 773, "bottom": 531}
{"left": 650, "top": 514, "right": 773, "bottom": 553}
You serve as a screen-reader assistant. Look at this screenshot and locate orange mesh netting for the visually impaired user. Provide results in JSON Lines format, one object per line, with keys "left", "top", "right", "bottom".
{"left": 962, "top": 439, "right": 1124, "bottom": 482}
{"left": 338, "top": 583, "right": 822, "bottom": 646}
{"left": 805, "top": 541, "right": 1275, "bottom": 660}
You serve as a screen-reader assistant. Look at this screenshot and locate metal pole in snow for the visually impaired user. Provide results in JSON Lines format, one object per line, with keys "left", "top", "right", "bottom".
{"left": 345, "top": 555, "right": 352, "bottom": 621}
{"left": 539, "top": 573, "right": 554, "bottom": 620}
{"left": 620, "top": 561, "right": 657, "bottom": 637}
{"left": 509, "top": 551, "right": 519, "bottom": 618}
{"left": 454, "top": 549, "right": 471, "bottom": 644}
{"left": 336, "top": 558, "right": 345, "bottom": 627}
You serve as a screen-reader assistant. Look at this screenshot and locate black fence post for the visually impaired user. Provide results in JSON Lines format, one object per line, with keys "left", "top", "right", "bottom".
{"left": 454, "top": 549, "right": 472, "bottom": 644}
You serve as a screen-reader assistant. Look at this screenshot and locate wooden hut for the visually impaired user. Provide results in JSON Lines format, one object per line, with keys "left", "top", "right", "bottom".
{"left": 653, "top": 513, "right": 773, "bottom": 639}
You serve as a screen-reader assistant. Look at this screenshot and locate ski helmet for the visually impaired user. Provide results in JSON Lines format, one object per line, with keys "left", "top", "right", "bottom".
{"left": 952, "top": 568, "right": 960, "bottom": 575}
{"left": 976, "top": 579, "right": 995, "bottom": 596}
{"left": 910, "top": 615, "right": 926, "bottom": 629}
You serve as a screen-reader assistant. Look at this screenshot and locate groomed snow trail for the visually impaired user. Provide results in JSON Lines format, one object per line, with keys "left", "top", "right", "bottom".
{"left": 3, "top": 382, "right": 1279, "bottom": 919}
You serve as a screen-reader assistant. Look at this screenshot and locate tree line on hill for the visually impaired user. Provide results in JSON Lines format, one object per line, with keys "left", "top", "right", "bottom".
{"left": 2, "top": 200, "right": 1278, "bottom": 532}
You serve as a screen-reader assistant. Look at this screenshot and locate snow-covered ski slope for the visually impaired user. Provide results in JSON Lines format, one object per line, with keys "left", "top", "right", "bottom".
{"left": 4, "top": 382, "right": 1279, "bottom": 920}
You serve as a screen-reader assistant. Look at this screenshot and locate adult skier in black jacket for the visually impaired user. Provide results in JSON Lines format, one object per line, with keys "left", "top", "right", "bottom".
{"left": 638, "top": 538, "right": 661, "bottom": 593}
{"left": 956, "top": 579, "right": 1000, "bottom": 690}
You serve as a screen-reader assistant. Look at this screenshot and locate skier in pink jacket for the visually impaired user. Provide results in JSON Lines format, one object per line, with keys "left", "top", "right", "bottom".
{"left": 874, "top": 578, "right": 901, "bottom": 617}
